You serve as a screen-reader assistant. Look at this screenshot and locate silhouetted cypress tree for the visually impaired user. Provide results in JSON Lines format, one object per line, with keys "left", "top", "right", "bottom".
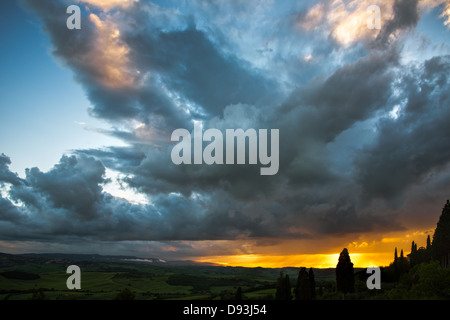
{"left": 275, "top": 272, "right": 292, "bottom": 300}
{"left": 293, "top": 267, "right": 303, "bottom": 300}
{"left": 410, "top": 241, "right": 417, "bottom": 267}
{"left": 432, "top": 200, "right": 450, "bottom": 268}
{"left": 294, "top": 268, "right": 309, "bottom": 300}
{"left": 309, "top": 268, "right": 316, "bottom": 300}
{"left": 284, "top": 274, "right": 292, "bottom": 300}
{"left": 336, "top": 248, "right": 354, "bottom": 296}
{"left": 391, "top": 247, "right": 409, "bottom": 279}
{"left": 410, "top": 236, "right": 433, "bottom": 267}
{"left": 275, "top": 272, "right": 284, "bottom": 300}
{"left": 393, "top": 247, "right": 399, "bottom": 280}
{"left": 293, "top": 267, "right": 316, "bottom": 300}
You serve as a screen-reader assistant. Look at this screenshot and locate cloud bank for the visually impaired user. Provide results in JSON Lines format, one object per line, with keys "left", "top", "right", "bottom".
{"left": 2, "top": 0, "right": 450, "bottom": 258}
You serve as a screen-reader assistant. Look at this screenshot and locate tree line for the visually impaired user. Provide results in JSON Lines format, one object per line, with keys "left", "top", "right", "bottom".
{"left": 274, "top": 247, "right": 354, "bottom": 300}
{"left": 274, "top": 199, "right": 450, "bottom": 300}
{"left": 389, "top": 199, "right": 450, "bottom": 280}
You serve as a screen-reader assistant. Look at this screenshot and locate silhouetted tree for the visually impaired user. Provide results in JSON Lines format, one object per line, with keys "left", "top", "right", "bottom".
{"left": 293, "top": 267, "right": 316, "bottom": 300}
{"left": 410, "top": 238, "right": 432, "bottom": 267}
{"left": 391, "top": 246, "right": 410, "bottom": 279}
{"left": 432, "top": 200, "right": 450, "bottom": 268}
{"left": 396, "top": 247, "right": 410, "bottom": 277}
{"left": 275, "top": 272, "right": 292, "bottom": 300}
{"left": 309, "top": 268, "right": 316, "bottom": 300}
{"left": 294, "top": 268, "right": 308, "bottom": 300}
{"left": 284, "top": 274, "right": 292, "bottom": 300}
{"left": 410, "top": 241, "right": 418, "bottom": 267}
{"left": 336, "top": 248, "right": 354, "bottom": 297}
{"left": 411, "top": 241, "right": 417, "bottom": 254}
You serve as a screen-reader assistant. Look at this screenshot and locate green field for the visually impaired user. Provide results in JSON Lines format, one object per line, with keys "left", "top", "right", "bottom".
{"left": 0, "top": 252, "right": 338, "bottom": 300}
{"left": 6, "top": 252, "right": 449, "bottom": 300}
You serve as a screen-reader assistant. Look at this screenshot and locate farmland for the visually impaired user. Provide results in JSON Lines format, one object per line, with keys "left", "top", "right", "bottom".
{"left": 0, "top": 252, "right": 336, "bottom": 300}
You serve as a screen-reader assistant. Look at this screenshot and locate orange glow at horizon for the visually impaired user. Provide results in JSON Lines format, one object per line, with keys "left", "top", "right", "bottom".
{"left": 195, "top": 252, "right": 394, "bottom": 269}
{"left": 193, "top": 228, "right": 436, "bottom": 269}
{"left": 192, "top": 228, "right": 436, "bottom": 269}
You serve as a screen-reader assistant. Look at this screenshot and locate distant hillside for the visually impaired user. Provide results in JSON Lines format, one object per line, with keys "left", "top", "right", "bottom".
{"left": 19, "top": 253, "right": 166, "bottom": 264}
{"left": 0, "top": 252, "right": 49, "bottom": 268}
{"left": 0, "top": 252, "right": 217, "bottom": 267}
{"left": 0, "top": 252, "right": 348, "bottom": 272}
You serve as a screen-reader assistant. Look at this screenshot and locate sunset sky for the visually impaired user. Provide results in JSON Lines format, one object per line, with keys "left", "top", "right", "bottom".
{"left": 1, "top": 0, "right": 450, "bottom": 268}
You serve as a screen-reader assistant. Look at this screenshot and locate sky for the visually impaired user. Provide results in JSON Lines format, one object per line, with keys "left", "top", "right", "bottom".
{"left": 0, "top": 0, "right": 450, "bottom": 268}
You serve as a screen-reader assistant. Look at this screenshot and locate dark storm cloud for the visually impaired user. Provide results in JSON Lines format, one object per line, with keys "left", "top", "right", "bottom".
{"left": 373, "top": 0, "right": 420, "bottom": 48}
{"left": 23, "top": 0, "right": 282, "bottom": 135}
{"left": 0, "top": 154, "right": 310, "bottom": 241}
{"left": 116, "top": 45, "right": 400, "bottom": 203}
{"left": 123, "top": 25, "right": 282, "bottom": 118}
{"left": 0, "top": 197, "right": 26, "bottom": 223}
{"left": 22, "top": 0, "right": 192, "bottom": 134}
{"left": 0, "top": 154, "right": 23, "bottom": 186}
{"left": 24, "top": 155, "right": 106, "bottom": 220}
{"left": 272, "top": 46, "right": 400, "bottom": 188}
{"left": 2, "top": 152, "right": 390, "bottom": 242}
{"left": 75, "top": 146, "right": 146, "bottom": 173}
{"left": 1, "top": 155, "right": 107, "bottom": 225}
{"left": 5, "top": 0, "right": 449, "bottom": 250}
{"left": 355, "top": 55, "right": 450, "bottom": 203}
